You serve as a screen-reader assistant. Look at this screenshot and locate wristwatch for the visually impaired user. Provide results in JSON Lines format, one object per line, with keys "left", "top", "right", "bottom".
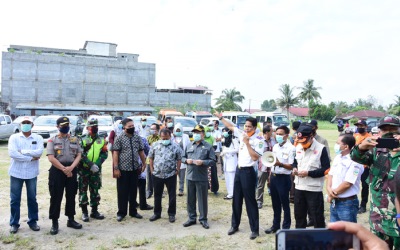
{"left": 113, "top": 166, "right": 119, "bottom": 170}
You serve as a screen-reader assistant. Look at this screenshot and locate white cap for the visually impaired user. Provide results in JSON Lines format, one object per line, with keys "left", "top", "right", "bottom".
{"left": 371, "top": 126, "right": 379, "bottom": 134}
{"left": 20, "top": 116, "right": 33, "bottom": 123}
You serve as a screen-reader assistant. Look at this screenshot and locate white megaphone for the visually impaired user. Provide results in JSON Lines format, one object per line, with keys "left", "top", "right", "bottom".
{"left": 261, "top": 151, "right": 276, "bottom": 167}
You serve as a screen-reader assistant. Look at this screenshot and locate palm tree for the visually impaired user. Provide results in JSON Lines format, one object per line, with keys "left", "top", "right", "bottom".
{"left": 276, "top": 84, "right": 299, "bottom": 118}
{"left": 214, "top": 88, "right": 245, "bottom": 111}
{"left": 298, "top": 79, "right": 322, "bottom": 114}
{"left": 394, "top": 95, "right": 400, "bottom": 106}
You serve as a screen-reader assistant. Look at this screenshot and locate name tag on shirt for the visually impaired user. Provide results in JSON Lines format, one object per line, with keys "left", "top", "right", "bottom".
{"left": 32, "top": 141, "right": 37, "bottom": 145}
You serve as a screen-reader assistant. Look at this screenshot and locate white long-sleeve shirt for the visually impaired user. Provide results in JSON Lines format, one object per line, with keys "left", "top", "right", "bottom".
{"left": 8, "top": 132, "right": 44, "bottom": 179}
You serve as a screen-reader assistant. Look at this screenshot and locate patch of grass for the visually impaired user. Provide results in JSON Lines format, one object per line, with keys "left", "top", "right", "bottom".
{"left": 132, "top": 237, "right": 154, "bottom": 247}
{"left": 315, "top": 121, "right": 337, "bottom": 130}
{"left": 96, "top": 246, "right": 111, "bottom": 250}
{"left": 88, "top": 235, "right": 96, "bottom": 240}
{"left": 113, "top": 236, "right": 131, "bottom": 248}
{"left": 54, "top": 238, "right": 64, "bottom": 243}
{"left": 155, "top": 235, "right": 217, "bottom": 250}
{"left": 73, "top": 232, "right": 85, "bottom": 238}
{"left": 15, "top": 237, "right": 35, "bottom": 249}
{"left": 1, "top": 234, "right": 19, "bottom": 244}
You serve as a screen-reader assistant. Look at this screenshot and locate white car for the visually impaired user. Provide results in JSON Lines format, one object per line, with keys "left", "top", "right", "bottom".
{"left": 32, "top": 115, "right": 80, "bottom": 143}
{"left": 82, "top": 115, "right": 113, "bottom": 138}
{"left": 31, "top": 115, "right": 60, "bottom": 143}
{"left": 0, "top": 114, "right": 20, "bottom": 140}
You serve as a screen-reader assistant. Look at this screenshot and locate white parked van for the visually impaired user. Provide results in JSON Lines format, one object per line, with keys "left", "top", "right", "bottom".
{"left": 185, "top": 111, "right": 212, "bottom": 123}
{"left": 251, "top": 112, "right": 290, "bottom": 131}
{"left": 222, "top": 111, "right": 250, "bottom": 129}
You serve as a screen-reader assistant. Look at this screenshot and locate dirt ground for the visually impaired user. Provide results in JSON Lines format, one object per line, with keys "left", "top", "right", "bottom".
{"left": 0, "top": 138, "right": 370, "bottom": 250}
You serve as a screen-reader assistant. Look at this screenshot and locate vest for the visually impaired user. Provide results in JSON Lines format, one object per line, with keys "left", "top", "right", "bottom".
{"left": 82, "top": 135, "right": 105, "bottom": 167}
{"left": 294, "top": 139, "right": 325, "bottom": 192}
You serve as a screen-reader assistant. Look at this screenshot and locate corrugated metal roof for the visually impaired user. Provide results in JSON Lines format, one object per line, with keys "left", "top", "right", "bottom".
{"left": 16, "top": 103, "right": 154, "bottom": 112}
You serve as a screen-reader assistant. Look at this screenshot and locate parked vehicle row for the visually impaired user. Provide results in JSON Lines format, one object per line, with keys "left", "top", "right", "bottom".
{"left": 0, "top": 114, "right": 20, "bottom": 140}
{"left": 3, "top": 110, "right": 290, "bottom": 142}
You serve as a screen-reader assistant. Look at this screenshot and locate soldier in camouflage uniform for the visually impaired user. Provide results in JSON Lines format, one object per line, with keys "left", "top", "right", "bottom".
{"left": 351, "top": 115, "right": 400, "bottom": 249}
{"left": 79, "top": 118, "right": 108, "bottom": 222}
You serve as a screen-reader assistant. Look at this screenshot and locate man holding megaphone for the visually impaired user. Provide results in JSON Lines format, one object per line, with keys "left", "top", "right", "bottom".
{"left": 264, "top": 125, "right": 296, "bottom": 234}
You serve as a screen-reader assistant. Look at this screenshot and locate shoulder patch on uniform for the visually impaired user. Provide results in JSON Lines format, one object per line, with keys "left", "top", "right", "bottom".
{"left": 69, "top": 137, "right": 77, "bottom": 143}
{"left": 48, "top": 139, "right": 53, "bottom": 143}
{"left": 259, "top": 141, "right": 263, "bottom": 149}
{"left": 353, "top": 169, "right": 360, "bottom": 176}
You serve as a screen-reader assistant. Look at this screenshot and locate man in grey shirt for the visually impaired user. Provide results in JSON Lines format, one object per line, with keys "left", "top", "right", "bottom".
{"left": 182, "top": 125, "right": 216, "bottom": 229}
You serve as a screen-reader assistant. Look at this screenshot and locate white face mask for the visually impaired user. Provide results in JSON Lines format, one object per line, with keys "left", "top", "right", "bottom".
{"left": 276, "top": 135, "right": 285, "bottom": 144}
{"left": 334, "top": 143, "right": 342, "bottom": 155}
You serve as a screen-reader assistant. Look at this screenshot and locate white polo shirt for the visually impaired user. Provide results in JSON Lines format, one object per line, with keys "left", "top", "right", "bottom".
{"left": 234, "top": 128, "right": 263, "bottom": 168}
{"left": 272, "top": 141, "right": 295, "bottom": 175}
{"left": 329, "top": 153, "right": 364, "bottom": 198}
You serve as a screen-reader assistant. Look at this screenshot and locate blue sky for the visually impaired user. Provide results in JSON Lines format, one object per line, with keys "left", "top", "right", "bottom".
{"left": 1, "top": 0, "right": 399, "bottom": 109}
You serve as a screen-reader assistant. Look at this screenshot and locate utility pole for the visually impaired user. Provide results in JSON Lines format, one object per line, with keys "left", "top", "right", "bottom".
{"left": 248, "top": 99, "right": 251, "bottom": 112}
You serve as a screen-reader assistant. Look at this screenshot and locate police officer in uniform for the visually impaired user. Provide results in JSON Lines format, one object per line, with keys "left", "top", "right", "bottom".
{"left": 79, "top": 118, "right": 108, "bottom": 222}
{"left": 47, "top": 117, "right": 83, "bottom": 235}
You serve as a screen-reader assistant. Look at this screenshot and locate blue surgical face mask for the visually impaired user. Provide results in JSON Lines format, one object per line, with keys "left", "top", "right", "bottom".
{"left": 118, "top": 124, "right": 123, "bottom": 129}
{"left": 162, "top": 139, "right": 171, "bottom": 146}
{"left": 175, "top": 131, "right": 182, "bottom": 137}
{"left": 276, "top": 135, "right": 285, "bottom": 144}
{"left": 205, "top": 132, "right": 211, "bottom": 137}
{"left": 167, "top": 122, "right": 174, "bottom": 128}
{"left": 59, "top": 126, "right": 70, "bottom": 134}
{"left": 222, "top": 131, "right": 229, "bottom": 138}
{"left": 150, "top": 129, "right": 156, "bottom": 135}
{"left": 142, "top": 122, "right": 147, "bottom": 126}
{"left": 21, "top": 124, "right": 32, "bottom": 132}
{"left": 334, "top": 143, "right": 342, "bottom": 155}
{"left": 193, "top": 133, "right": 201, "bottom": 142}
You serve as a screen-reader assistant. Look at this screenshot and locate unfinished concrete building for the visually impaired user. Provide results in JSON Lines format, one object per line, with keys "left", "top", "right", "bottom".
{"left": 1, "top": 41, "right": 212, "bottom": 116}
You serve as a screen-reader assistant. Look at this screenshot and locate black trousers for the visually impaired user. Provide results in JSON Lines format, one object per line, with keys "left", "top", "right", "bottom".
{"left": 117, "top": 170, "right": 138, "bottom": 217}
{"left": 270, "top": 174, "right": 291, "bottom": 229}
{"left": 153, "top": 175, "right": 177, "bottom": 216}
{"left": 231, "top": 167, "right": 259, "bottom": 233}
{"left": 48, "top": 165, "right": 78, "bottom": 220}
{"left": 360, "top": 167, "right": 370, "bottom": 208}
{"left": 294, "top": 189, "right": 325, "bottom": 228}
{"left": 137, "top": 178, "right": 147, "bottom": 209}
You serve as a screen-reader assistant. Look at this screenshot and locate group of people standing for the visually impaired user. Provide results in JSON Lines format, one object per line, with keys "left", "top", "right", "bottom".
{"left": 7, "top": 113, "right": 400, "bottom": 248}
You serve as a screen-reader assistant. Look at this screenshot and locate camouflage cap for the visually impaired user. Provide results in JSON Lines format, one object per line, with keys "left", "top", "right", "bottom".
{"left": 86, "top": 118, "right": 98, "bottom": 127}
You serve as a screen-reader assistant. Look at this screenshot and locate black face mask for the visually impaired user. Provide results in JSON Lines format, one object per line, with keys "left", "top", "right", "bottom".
{"left": 357, "top": 128, "right": 366, "bottom": 134}
{"left": 126, "top": 127, "right": 135, "bottom": 135}
{"left": 91, "top": 127, "right": 99, "bottom": 134}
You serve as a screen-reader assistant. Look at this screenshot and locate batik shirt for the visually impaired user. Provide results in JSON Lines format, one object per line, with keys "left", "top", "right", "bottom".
{"left": 148, "top": 141, "right": 182, "bottom": 179}
{"left": 112, "top": 132, "right": 144, "bottom": 171}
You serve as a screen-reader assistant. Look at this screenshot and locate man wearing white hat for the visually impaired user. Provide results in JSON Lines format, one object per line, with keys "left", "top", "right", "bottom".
{"left": 8, "top": 116, "right": 44, "bottom": 234}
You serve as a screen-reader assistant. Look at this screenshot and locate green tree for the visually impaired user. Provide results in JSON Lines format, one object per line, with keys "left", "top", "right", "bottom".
{"left": 276, "top": 84, "right": 299, "bottom": 118}
{"left": 388, "top": 95, "right": 400, "bottom": 115}
{"left": 393, "top": 95, "right": 400, "bottom": 106}
{"left": 298, "top": 79, "right": 322, "bottom": 113}
{"left": 214, "top": 88, "right": 245, "bottom": 112}
{"left": 261, "top": 99, "right": 277, "bottom": 111}
{"left": 310, "top": 103, "right": 336, "bottom": 121}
